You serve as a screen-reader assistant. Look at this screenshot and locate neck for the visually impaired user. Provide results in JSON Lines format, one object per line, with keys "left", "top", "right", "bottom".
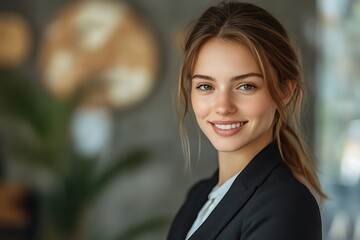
{"left": 217, "top": 128, "right": 273, "bottom": 185}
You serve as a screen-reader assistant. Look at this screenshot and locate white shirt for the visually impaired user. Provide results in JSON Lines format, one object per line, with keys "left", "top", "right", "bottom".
{"left": 185, "top": 173, "right": 240, "bottom": 240}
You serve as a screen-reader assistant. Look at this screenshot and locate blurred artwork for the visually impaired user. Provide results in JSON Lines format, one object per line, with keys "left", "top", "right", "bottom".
{"left": 38, "top": 0, "right": 160, "bottom": 109}
{"left": 38, "top": 0, "right": 161, "bottom": 157}
{"left": 0, "top": 14, "right": 31, "bottom": 68}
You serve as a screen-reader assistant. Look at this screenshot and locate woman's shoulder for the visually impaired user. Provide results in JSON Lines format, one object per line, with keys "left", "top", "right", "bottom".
{"left": 238, "top": 163, "right": 322, "bottom": 239}
{"left": 254, "top": 162, "right": 319, "bottom": 207}
{"left": 243, "top": 162, "right": 321, "bottom": 225}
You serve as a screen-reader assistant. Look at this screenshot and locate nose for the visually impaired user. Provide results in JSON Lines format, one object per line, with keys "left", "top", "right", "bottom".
{"left": 215, "top": 91, "right": 236, "bottom": 115}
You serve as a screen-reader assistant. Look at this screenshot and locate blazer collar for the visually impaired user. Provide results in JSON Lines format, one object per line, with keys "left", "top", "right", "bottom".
{"left": 168, "top": 170, "right": 218, "bottom": 240}
{"left": 239, "top": 141, "right": 283, "bottom": 189}
{"left": 189, "top": 141, "right": 283, "bottom": 240}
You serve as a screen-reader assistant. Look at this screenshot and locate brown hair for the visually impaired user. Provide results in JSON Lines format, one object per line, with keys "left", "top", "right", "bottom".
{"left": 177, "top": 1, "right": 326, "bottom": 201}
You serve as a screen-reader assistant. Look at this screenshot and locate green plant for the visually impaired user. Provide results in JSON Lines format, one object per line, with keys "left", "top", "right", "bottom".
{"left": 0, "top": 70, "right": 168, "bottom": 240}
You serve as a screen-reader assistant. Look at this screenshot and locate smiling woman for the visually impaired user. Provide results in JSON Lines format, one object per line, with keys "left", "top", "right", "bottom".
{"left": 168, "top": 2, "right": 326, "bottom": 240}
{"left": 191, "top": 39, "right": 276, "bottom": 176}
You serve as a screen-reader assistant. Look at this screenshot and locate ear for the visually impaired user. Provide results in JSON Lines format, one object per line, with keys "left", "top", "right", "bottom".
{"left": 282, "top": 80, "right": 296, "bottom": 105}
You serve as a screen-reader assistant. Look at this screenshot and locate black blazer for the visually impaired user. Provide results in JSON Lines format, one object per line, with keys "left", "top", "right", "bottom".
{"left": 167, "top": 142, "right": 322, "bottom": 240}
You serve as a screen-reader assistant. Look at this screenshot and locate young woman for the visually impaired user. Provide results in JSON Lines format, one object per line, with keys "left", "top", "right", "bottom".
{"left": 167, "top": 2, "right": 326, "bottom": 240}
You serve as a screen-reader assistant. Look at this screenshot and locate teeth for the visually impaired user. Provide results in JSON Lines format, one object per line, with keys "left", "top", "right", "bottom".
{"left": 215, "top": 122, "right": 242, "bottom": 130}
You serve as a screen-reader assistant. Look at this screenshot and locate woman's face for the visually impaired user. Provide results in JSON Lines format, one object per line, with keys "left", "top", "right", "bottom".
{"left": 191, "top": 38, "right": 276, "bottom": 153}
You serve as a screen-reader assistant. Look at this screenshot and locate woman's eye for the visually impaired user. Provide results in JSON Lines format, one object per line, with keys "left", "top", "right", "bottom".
{"left": 239, "top": 84, "right": 256, "bottom": 91}
{"left": 196, "top": 84, "right": 214, "bottom": 91}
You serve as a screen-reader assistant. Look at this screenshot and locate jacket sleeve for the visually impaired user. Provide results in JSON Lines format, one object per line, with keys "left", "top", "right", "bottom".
{"left": 240, "top": 183, "right": 322, "bottom": 240}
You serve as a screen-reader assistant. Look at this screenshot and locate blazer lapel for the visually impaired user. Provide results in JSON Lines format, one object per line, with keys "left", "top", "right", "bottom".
{"left": 167, "top": 171, "right": 218, "bottom": 240}
{"left": 189, "top": 142, "right": 283, "bottom": 240}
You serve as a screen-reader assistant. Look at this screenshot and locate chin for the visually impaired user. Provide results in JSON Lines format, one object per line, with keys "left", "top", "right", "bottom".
{"left": 212, "top": 142, "right": 246, "bottom": 153}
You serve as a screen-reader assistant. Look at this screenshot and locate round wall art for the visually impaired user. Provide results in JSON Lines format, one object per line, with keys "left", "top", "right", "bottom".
{"left": 0, "top": 14, "right": 32, "bottom": 68}
{"left": 38, "top": 0, "right": 160, "bottom": 109}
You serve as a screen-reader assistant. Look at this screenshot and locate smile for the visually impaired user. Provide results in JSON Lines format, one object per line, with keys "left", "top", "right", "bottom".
{"left": 210, "top": 121, "right": 247, "bottom": 137}
{"left": 214, "top": 122, "right": 244, "bottom": 130}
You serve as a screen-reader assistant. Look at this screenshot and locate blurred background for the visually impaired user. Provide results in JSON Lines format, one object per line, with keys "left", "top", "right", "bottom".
{"left": 0, "top": 0, "right": 359, "bottom": 239}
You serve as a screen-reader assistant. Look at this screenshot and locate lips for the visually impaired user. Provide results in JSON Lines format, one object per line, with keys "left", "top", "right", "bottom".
{"left": 214, "top": 122, "right": 245, "bottom": 130}
{"left": 210, "top": 121, "right": 247, "bottom": 136}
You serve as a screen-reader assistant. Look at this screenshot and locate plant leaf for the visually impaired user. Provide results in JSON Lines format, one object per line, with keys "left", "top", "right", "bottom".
{"left": 89, "top": 149, "right": 150, "bottom": 201}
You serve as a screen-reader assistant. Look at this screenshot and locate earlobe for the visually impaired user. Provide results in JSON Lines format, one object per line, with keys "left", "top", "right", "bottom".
{"left": 283, "top": 80, "right": 297, "bottom": 105}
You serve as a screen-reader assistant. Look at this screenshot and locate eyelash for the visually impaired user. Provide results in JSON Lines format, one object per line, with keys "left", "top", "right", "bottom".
{"left": 238, "top": 84, "right": 256, "bottom": 91}
{"left": 196, "top": 84, "right": 214, "bottom": 91}
{"left": 195, "top": 83, "right": 257, "bottom": 92}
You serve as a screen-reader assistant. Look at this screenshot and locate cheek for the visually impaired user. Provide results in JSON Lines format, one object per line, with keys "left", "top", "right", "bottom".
{"left": 191, "top": 94, "right": 208, "bottom": 118}
{"left": 240, "top": 96, "right": 276, "bottom": 121}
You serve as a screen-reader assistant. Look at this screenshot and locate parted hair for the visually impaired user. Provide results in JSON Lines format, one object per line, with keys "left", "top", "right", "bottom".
{"left": 177, "top": 1, "right": 326, "bottom": 201}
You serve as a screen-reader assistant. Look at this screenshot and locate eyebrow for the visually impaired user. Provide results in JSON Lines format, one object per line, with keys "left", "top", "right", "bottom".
{"left": 191, "top": 73, "right": 263, "bottom": 81}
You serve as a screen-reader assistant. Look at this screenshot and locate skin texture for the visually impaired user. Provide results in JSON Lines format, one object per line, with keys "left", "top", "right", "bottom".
{"left": 191, "top": 38, "right": 277, "bottom": 185}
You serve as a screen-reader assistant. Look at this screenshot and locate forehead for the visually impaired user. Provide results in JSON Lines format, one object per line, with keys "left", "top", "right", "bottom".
{"left": 193, "top": 38, "right": 261, "bottom": 76}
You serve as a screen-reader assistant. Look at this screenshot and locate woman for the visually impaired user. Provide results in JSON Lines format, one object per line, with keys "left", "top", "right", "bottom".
{"left": 167, "top": 2, "right": 326, "bottom": 240}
